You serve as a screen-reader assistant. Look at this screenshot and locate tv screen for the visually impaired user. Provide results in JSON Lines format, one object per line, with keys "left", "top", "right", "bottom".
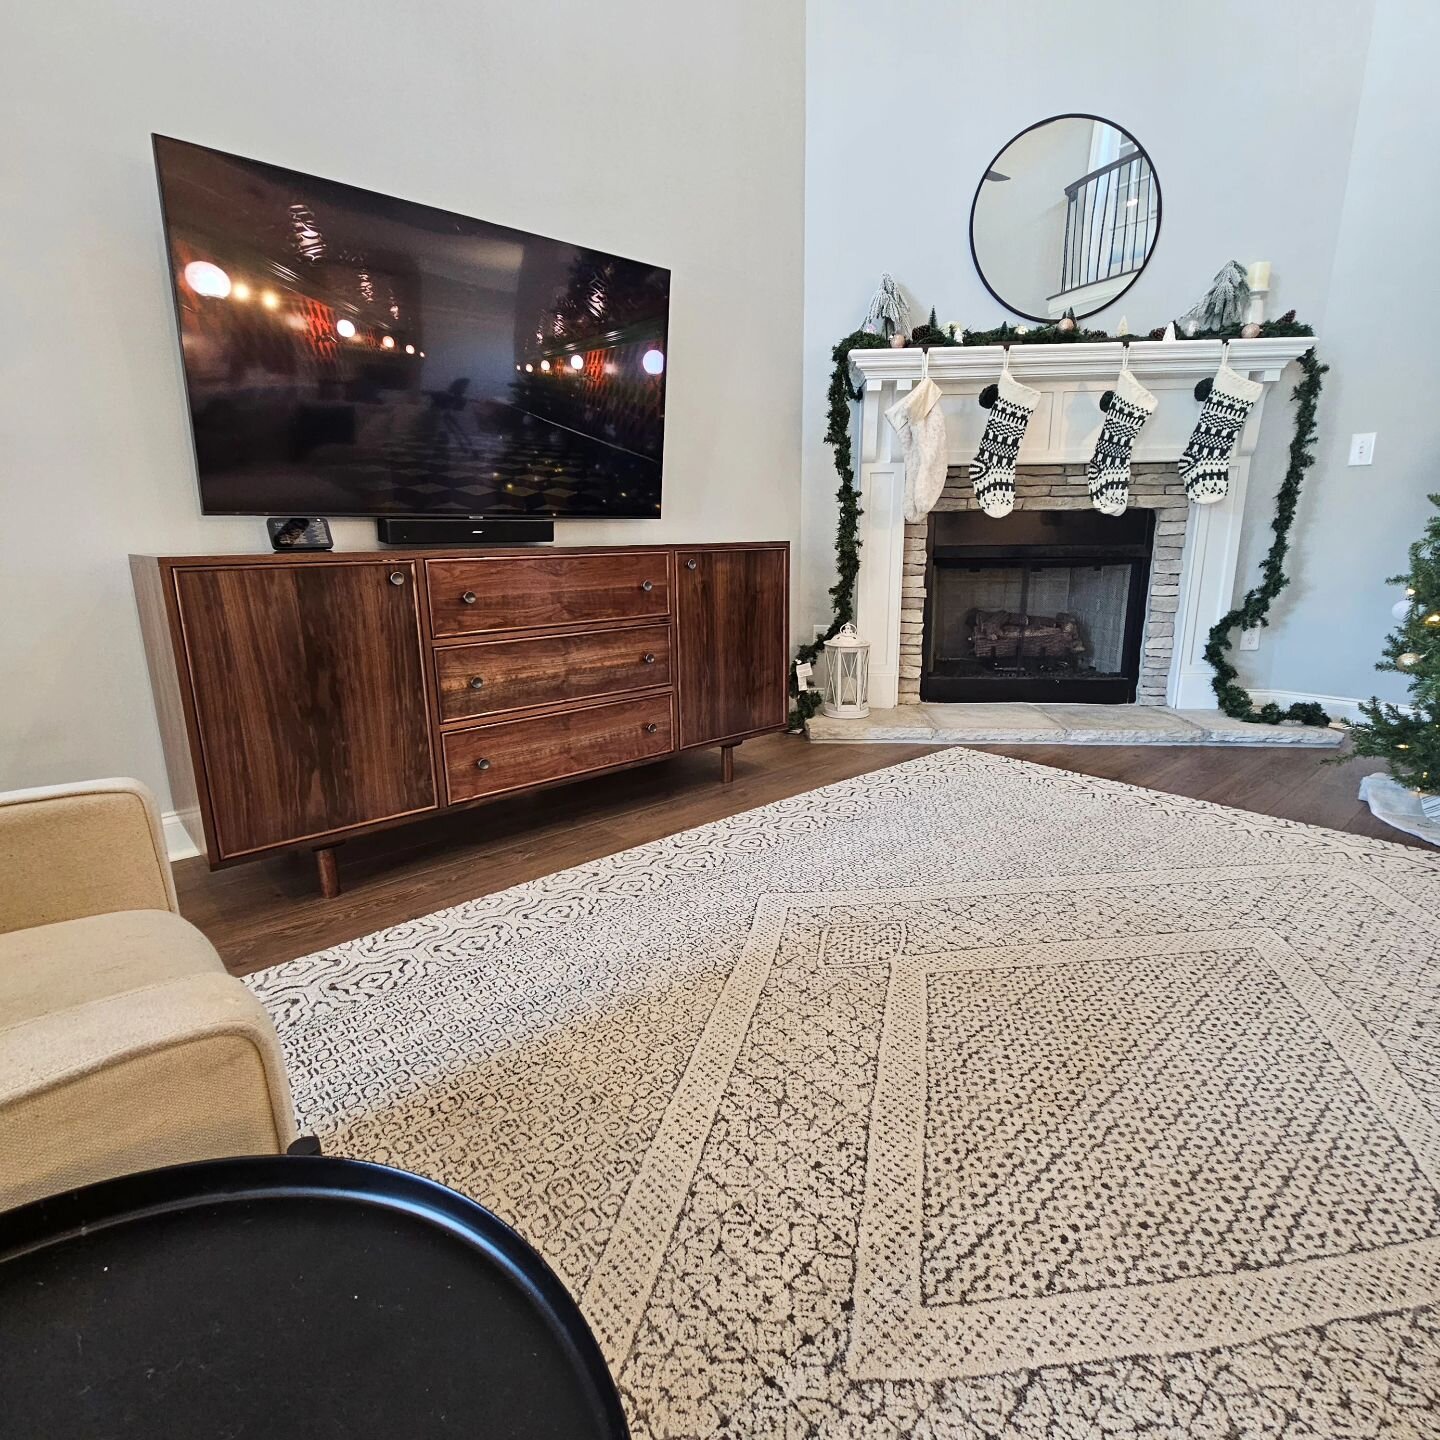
{"left": 153, "top": 135, "right": 669, "bottom": 518}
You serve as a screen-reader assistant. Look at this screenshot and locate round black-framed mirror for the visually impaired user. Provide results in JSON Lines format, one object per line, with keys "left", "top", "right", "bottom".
{"left": 969, "top": 114, "right": 1162, "bottom": 324}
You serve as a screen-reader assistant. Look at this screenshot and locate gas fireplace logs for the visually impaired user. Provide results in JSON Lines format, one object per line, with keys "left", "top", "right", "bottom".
{"left": 969, "top": 609, "right": 1087, "bottom": 661}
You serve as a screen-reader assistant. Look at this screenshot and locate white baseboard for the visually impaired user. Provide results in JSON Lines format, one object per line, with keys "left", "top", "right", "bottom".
{"left": 1171, "top": 684, "right": 1410, "bottom": 726}
{"left": 162, "top": 811, "right": 201, "bottom": 862}
{"left": 1245, "top": 689, "right": 1368, "bottom": 723}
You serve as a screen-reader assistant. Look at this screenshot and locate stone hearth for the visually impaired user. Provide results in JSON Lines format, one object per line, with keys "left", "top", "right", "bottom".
{"left": 806, "top": 702, "right": 1342, "bottom": 747}
{"left": 900, "top": 461, "right": 1185, "bottom": 706}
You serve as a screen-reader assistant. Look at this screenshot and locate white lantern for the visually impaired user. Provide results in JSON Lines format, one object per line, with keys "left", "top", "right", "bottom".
{"left": 821, "top": 622, "right": 871, "bottom": 718}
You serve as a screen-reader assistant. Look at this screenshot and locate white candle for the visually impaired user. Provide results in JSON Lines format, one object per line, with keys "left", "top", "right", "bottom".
{"left": 1247, "top": 260, "right": 1272, "bottom": 291}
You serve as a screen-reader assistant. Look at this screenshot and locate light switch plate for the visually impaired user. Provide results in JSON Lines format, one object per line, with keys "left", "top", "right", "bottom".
{"left": 1348, "top": 432, "right": 1376, "bottom": 466}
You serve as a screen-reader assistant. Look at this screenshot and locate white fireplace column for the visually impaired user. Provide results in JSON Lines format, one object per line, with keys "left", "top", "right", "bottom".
{"left": 848, "top": 338, "right": 1314, "bottom": 710}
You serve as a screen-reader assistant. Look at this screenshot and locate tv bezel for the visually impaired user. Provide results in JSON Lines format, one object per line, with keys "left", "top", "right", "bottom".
{"left": 151, "top": 133, "right": 671, "bottom": 521}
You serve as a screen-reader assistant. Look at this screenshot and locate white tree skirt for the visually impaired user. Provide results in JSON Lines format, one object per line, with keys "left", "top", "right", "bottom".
{"left": 1359, "top": 772, "right": 1440, "bottom": 847}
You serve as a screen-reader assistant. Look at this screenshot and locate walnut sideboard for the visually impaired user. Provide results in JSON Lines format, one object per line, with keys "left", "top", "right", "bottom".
{"left": 132, "top": 543, "right": 789, "bottom": 895}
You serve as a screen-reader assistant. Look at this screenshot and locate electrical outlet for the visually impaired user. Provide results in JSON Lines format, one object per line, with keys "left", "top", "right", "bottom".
{"left": 1238, "top": 627, "right": 1261, "bottom": 652}
{"left": 1348, "top": 432, "right": 1376, "bottom": 466}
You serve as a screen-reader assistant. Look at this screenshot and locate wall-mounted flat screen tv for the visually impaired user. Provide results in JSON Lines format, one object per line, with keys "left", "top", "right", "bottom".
{"left": 153, "top": 135, "right": 670, "bottom": 518}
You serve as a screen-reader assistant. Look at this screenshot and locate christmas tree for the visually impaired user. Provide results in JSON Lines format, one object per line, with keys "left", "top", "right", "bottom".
{"left": 1346, "top": 493, "right": 1440, "bottom": 794}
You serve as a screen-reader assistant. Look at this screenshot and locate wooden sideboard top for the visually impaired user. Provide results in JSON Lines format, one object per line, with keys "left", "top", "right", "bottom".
{"left": 133, "top": 540, "right": 790, "bottom": 568}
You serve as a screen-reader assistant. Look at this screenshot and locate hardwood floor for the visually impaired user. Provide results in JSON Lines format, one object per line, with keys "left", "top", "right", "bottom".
{"left": 174, "top": 734, "right": 1423, "bottom": 977}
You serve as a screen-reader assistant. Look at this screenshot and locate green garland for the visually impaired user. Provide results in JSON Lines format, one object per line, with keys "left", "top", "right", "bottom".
{"left": 1202, "top": 347, "right": 1330, "bottom": 726}
{"left": 789, "top": 313, "right": 1325, "bottom": 728}
{"left": 790, "top": 328, "right": 889, "bottom": 724}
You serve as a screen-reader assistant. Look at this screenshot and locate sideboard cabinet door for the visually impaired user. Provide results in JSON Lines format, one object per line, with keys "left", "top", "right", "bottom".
{"left": 173, "top": 561, "right": 437, "bottom": 857}
{"left": 675, "top": 546, "right": 788, "bottom": 749}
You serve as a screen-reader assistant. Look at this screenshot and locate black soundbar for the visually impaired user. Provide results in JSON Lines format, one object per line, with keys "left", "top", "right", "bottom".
{"left": 376, "top": 517, "right": 555, "bottom": 547}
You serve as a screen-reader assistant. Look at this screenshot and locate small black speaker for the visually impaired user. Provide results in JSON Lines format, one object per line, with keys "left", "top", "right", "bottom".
{"left": 376, "top": 517, "right": 555, "bottom": 547}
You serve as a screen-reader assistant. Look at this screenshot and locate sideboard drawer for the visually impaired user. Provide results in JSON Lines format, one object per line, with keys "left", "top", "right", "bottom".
{"left": 444, "top": 694, "right": 675, "bottom": 803}
{"left": 427, "top": 552, "right": 671, "bottom": 637}
{"left": 435, "top": 623, "right": 672, "bottom": 721}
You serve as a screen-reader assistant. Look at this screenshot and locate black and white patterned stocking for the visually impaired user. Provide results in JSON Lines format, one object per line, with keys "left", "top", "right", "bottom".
{"left": 1179, "top": 360, "right": 1263, "bottom": 504}
{"left": 1088, "top": 366, "right": 1157, "bottom": 516}
{"left": 970, "top": 366, "right": 1039, "bottom": 519}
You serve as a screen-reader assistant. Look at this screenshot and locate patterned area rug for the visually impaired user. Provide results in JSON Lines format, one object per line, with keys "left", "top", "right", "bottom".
{"left": 250, "top": 749, "right": 1440, "bottom": 1438}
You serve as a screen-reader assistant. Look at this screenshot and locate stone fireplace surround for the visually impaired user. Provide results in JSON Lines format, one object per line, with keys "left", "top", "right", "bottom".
{"left": 848, "top": 338, "right": 1315, "bottom": 711}
{"left": 901, "top": 461, "right": 1185, "bottom": 706}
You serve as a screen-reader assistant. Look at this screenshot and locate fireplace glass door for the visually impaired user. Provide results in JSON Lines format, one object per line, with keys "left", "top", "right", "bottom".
{"left": 922, "top": 509, "right": 1154, "bottom": 704}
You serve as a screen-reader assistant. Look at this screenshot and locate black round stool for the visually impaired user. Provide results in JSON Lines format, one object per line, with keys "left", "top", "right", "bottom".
{"left": 0, "top": 1155, "right": 628, "bottom": 1439}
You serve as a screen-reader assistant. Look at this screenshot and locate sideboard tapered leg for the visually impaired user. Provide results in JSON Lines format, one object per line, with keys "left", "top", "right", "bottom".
{"left": 314, "top": 845, "right": 341, "bottom": 899}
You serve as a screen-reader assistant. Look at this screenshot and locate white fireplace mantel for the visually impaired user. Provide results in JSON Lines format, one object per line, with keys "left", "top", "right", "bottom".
{"left": 847, "top": 337, "right": 1315, "bottom": 710}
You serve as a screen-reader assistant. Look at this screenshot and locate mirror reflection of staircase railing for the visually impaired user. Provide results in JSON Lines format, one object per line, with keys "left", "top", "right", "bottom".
{"left": 1053, "top": 152, "right": 1157, "bottom": 317}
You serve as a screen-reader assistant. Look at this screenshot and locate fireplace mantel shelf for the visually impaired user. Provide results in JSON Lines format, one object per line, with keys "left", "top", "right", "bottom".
{"left": 850, "top": 337, "right": 1312, "bottom": 388}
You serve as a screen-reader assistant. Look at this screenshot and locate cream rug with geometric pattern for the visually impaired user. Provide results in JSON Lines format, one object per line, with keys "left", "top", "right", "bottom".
{"left": 250, "top": 749, "right": 1440, "bottom": 1438}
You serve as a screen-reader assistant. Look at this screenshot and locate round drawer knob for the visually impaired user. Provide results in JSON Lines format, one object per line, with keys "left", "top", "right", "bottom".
{"left": 388, "top": 571, "right": 406, "bottom": 586}
{"left": 461, "top": 591, "right": 477, "bottom": 605}
{"left": 468, "top": 676, "right": 485, "bottom": 690}
{"left": 642, "top": 652, "right": 656, "bottom": 664}
{"left": 686, "top": 558, "right": 698, "bottom": 571}
{"left": 640, "top": 579, "right": 654, "bottom": 592}
{"left": 645, "top": 722, "right": 659, "bottom": 734}
{"left": 474, "top": 758, "right": 492, "bottom": 771}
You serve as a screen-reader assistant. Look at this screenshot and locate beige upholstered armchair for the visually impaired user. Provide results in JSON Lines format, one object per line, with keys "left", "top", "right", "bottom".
{"left": 0, "top": 779, "right": 296, "bottom": 1210}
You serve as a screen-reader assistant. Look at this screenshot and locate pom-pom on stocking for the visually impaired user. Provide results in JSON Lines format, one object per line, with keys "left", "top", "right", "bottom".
{"left": 970, "top": 365, "right": 1039, "bottom": 519}
{"left": 1179, "top": 360, "right": 1263, "bottom": 505}
{"left": 1087, "top": 366, "right": 1156, "bottom": 516}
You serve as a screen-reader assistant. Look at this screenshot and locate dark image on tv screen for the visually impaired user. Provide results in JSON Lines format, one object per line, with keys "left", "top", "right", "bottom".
{"left": 152, "top": 135, "right": 670, "bottom": 518}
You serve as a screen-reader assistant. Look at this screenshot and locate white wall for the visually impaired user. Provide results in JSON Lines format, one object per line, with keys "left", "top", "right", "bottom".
{"left": 1236, "top": 0, "right": 1440, "bottom": 707}
{"left": 802, "top": 0, "right": 1408, "bottom": 709}
{"left": 0, "top": 1, "right": 804, "bottom": 805}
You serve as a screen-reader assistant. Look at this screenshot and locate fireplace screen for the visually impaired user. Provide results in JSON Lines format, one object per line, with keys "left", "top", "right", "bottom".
{"left": 922, "top": 510, "right": 1154, "bottom": 703}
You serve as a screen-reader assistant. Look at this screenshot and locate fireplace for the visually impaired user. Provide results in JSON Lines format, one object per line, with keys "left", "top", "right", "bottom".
{"left": 922, "top": 508, "right": 1155, "bottom": 703}
{"left": 849, "top": 339, "right": 1311, "bottom": 710}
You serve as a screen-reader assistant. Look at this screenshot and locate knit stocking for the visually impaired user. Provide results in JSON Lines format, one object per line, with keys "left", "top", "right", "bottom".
{"left": 1087, "top": 367, "right": 1156, "bottom": 516}
{"left": 885, "top": 376, "right": 948, "bottom": 524}
{"left": 970, "top": 367, "right": 1039, "bottom": 519}
{"left": 1179, "top": 360, "right": 1263, "bottom": 505}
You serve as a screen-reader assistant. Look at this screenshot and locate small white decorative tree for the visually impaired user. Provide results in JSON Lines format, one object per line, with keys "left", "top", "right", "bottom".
{"left": 1179, "top": 261, "right": 1251, "bottom": 334}
{"left": 863, "top": 273, "right": 911, "bottom": 340}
